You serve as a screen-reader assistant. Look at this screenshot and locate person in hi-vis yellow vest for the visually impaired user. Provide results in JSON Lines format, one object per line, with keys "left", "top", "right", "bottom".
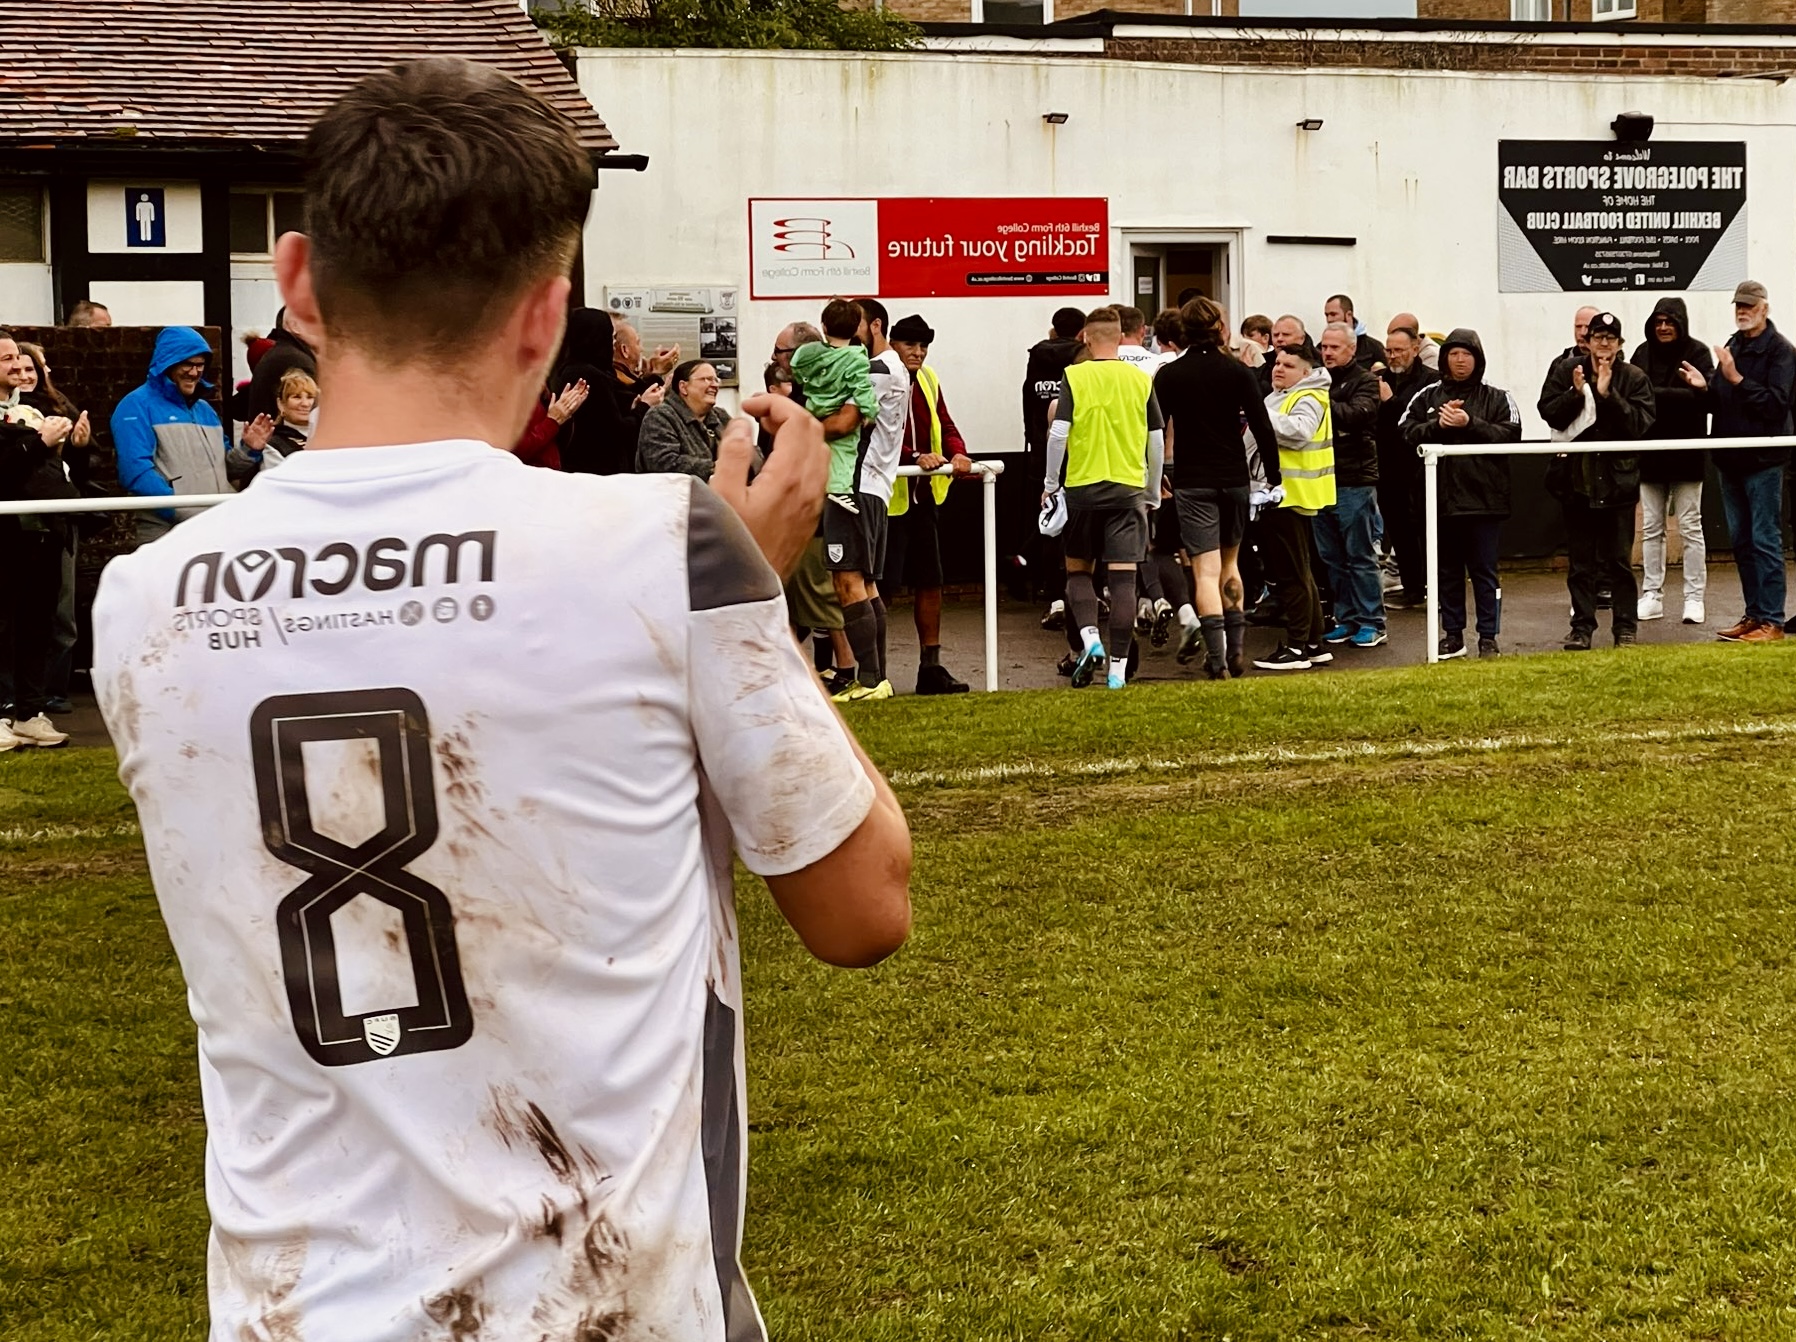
{"left": 1250, "top": 340, "right": 1335, "bottom": 672}
{"left": 886, "top": 314, "right": 974, "bottom": 695}
{"left": 1042, "top": 305, "right": 1166, "bottom": 690}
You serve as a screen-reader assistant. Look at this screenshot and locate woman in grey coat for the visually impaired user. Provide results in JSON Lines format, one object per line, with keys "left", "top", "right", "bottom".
{"left": 636, "top": 360, "right": 731, "bottom": 479}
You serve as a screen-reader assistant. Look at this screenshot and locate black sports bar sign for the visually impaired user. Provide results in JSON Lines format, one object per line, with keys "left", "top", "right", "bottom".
{"left": 1497, "top": 140, "right": 1746, "bottom": 293}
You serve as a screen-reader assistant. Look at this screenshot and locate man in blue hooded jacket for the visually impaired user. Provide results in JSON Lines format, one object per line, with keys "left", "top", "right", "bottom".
{"left": 112, "top": 327, "right": 272, "bottom": 543}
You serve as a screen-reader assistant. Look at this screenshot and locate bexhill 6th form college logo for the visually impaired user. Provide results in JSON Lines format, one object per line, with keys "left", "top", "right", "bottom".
{"left": 750, "top": 199, "right": 879, "bottom": 298}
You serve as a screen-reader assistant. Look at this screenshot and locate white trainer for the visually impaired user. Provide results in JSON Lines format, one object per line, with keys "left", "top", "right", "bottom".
{"left": 1638, "top": 592, "right": 1664, "bottom": 621}
{"left": 9, "top": 714, "right": 68, "bottom": 748}
{"left": 1682, "top": 599, "right": 1705, "bottom": 626}
{"left": 0, "top": 720, "right": 19, "bottom": 753}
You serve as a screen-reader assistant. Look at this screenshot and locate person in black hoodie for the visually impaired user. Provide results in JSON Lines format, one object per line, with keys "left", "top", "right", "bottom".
{"left": 240, "top": 310, "right": 317, "bottom": 424}
{"left": 1401, "top": 329, "right": 1522, "bottom": 659}
{"left": 1630, "top": 297, "right": 1712, "bottom": 626}
{"left": 1539, "top": 311, "right": 1656, "bottom": 650}
{"left": 1018, "top": 306, "right": 1086, "bottom": 623}
{"left": 553, "top": 307, "right": 641, "bottom": 475}
{"left": 1375, "top": 324, "right": 1439, "bottom": 608}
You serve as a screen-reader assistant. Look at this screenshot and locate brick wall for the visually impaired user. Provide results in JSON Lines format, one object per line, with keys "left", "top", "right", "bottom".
{"left": 887, "top": 0, "right": 972, "bottom": 21}
{"left": 1106, "top": 34, "right": 1796, "bottom": 75}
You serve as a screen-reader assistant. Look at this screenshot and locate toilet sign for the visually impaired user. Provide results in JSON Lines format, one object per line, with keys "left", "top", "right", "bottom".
{"left": 127, "top": 188, "right": 166, "bottom": 248}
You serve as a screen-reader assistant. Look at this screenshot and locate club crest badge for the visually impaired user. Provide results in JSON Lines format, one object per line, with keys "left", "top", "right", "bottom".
{"left": 363, "top": 1014, "right": 402, "bottom": 1056}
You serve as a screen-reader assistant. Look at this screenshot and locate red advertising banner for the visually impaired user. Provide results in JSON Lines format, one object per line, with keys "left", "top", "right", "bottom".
{"left": 748, "top": 197, "right": 1109, "bottom": 300}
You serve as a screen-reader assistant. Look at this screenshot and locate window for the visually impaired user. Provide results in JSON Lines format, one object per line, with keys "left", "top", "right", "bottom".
{"left": 229, "top": 189, "right": 305, "bottom": 256}
{"left": 1592, "top": 0, "right": 1636, "bottom": 17}
{"left": 977, "top": 0, "right": 1048, "bottom": 22}
{"left": 1511, "top": 0, "right": 1551, "bottom": 18}
{"left": 0, "top": 184, "right": 45, "bottom": 263}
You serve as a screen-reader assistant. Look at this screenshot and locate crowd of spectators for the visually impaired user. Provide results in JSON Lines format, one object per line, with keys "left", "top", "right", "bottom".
{"left": 2, "top": 276, "right": 1790, "bottom": 741}
{"left": 1016, "top": 279, "right": 1795, "bottom": 682}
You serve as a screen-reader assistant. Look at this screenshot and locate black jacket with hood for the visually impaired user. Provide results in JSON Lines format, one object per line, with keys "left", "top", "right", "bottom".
{"left": 1327, "top": 360, "right": 1380, "bottom": 487}
{"left": 1399, "top": 329, "right": 1520, "bottom": 518}
{"left": 1022, "top": 336, "right": 1083, "bottom": 453}
{"left": 1539, "top": 345, "right": 1654, "bottom": 509}
{"left": 1629, "top": 296, "right": 1711, "bottom": 483}
{"left": 240, "top": 315, "right": 316, "bottom": 425}
{"left": 554, "top": 308, "right": 637, "bottom": 476}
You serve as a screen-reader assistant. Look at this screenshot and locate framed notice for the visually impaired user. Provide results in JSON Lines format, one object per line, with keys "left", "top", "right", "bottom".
{"left": 748, "top": 197, "right": 1110, "bottom": 300}
{"left": 604, "top": 287, "right": 739, "bottom": 388}
{"left": 1497, "top": 140, "right": 1746, "bottom": 293}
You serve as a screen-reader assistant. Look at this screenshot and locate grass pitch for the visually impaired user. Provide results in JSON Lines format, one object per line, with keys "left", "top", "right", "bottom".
{"left": 9, "top": 646, "right": 1796, "bottom": 1339}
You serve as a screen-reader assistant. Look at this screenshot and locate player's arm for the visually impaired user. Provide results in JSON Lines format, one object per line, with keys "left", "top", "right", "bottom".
{"left": 1043, "top": 376, "right": 1073, "bottom": 492}
{"left": 686, "top": 479, "right": 912, "bottom": 967}
{"left": 763, "top": 713, "right": 911, "bottom": 968}
{"left": 820, "top": 402, "right": 861, "bottom": 438}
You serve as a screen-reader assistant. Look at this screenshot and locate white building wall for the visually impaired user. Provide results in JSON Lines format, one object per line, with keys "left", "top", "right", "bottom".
{"left": 577, "top": 48, "right": 1796, "bottom": 452}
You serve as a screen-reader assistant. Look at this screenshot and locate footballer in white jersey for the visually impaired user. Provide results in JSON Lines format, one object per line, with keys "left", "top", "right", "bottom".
{"left": 95, "top": 445, "right": 877, "bottom": 1340}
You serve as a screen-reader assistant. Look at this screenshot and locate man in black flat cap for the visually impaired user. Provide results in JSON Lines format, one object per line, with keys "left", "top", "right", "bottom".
{"left": 1538, "top": 309, "right": 1656, "bottom": 650}
{"left": 886, "top": 313, "right": 974, "bottom": 694}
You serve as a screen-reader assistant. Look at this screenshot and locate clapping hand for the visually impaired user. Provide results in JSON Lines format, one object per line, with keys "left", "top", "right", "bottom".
{"left": 1716, "top": 345, "right": 1741, "bottom": 384}
{"left": 649, "top": 344, "right": 681, "bottom": 376}
{"left": 1438, "top": 399, "right": 1470, "bottom": 429}
{"left": 39, "top": 415, "right": 72, "bottom": 449}
{"left": 1678, "top": 361, "right": 1708, "bottom": 390}
{"left": 242, "top": 414, "right": 275, "bottom": 452}
{"left": 547, "top": 379, "right": 589, "bottom": 423}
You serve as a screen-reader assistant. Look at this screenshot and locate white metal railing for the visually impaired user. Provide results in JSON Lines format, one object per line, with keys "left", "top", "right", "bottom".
{"left": 0, "top": 458, "right": 1010, "bottom": 690}
{"left": 1422, "top": 434, "right": 1796, "bottom": 663}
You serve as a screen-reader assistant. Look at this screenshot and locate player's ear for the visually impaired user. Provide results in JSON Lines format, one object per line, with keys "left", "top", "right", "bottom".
{"left": 516, "top": 273, "right": 573, "bottom": 383}
{"left": 274, "top": 233, "right": 324, "bottom": 353}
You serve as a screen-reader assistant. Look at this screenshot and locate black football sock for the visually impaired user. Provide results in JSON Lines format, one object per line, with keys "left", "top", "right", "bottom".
{"left": 1201, "top": 614, "right": 1227, "bottom": 667}
{"left": 1064, "top": 571, "right": 1102, "bottom": 649}
{"left": 1224, "top": 608, "right": 1246, "bottom": 663}
{"left": 1106, "top": 570, "right": 1137, "bottom": 662}
{"left": 842, "top": 600, "right": 880, "bottom": 687}
{"left": 870, "top": 595, "right": 888, "bottom": 685}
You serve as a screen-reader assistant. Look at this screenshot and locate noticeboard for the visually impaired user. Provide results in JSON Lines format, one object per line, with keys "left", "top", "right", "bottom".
{"left": 604, "top": 287, "right": 739, "bottom": 388}
{"left": 1497, "top": 140, "right": 1746, "bottom": 293}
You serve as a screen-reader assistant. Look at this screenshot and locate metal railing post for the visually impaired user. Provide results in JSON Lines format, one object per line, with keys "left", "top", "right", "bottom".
{"left": 1424, "top": 448, "right": 1440, "bottom": 664}
{"left": 981, "top": 466, "right": 999, "bottom": 692}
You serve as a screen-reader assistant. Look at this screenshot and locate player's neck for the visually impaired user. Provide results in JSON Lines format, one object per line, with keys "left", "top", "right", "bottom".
{"left": 306, "top": 355, "right": 530, "bottom": 453}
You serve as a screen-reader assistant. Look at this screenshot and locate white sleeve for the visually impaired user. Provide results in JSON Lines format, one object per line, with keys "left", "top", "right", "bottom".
{"left": 684, "top": 481, "right": 874, "bottom": 876}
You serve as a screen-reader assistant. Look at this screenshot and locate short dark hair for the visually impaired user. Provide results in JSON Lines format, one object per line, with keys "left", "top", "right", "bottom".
{"left": 0, "top": 327, "right": 13, "bottom": 343}
{"left": 1152, "top": 308, "right": 1184, "bottom": 350}
{"left": 1084, "top": 305, "right": 1121, "bottom": 329}
{"left": 65, "top": 300, "right": 109, "bottom": 327}
{"left": 821, "top": 299, "right": 863, "bottom": 341}
{"left": 764, "top": 360, "right": 793, "bottom": 391}
{"left": 1051, "top": 306, "right": 1086, "bottom": 338}
{"left": 1241, "top": 314, "right": 1272, "bottom": 340}
{"left": 669, "top": 359, "right": 713, "bottom": 398}
{"left": 858, "top": 297, "right": 890, "bottom": 338}
{"left": 1179, "top": 297, "right": 1226, "bottom": 352}
{"left": 302, "top": 59, "right": 592, "bottom": 359}
{"left": 1327, "top": 293, "right": 1356, "bottom": 317}
{"left": 1116, "top": 305, "right": 1146, "bottom": 336}
{"left": 1387, "top": 324, "right": 1421, "bottom": 343}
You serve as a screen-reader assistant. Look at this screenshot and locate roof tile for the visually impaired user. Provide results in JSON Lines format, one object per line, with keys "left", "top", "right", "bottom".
{"left": 0, "top": 0, "right": 617, "bottom": 157}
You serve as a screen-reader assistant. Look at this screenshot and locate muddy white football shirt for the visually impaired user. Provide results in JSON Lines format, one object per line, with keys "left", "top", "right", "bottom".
{"left": 92, "top": 439, "right": 874, "bottom": 1342}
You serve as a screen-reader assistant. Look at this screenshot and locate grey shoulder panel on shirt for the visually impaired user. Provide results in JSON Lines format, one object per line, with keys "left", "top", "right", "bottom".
{"left": 687, "top": 477, "right": 783, "bottom": 613}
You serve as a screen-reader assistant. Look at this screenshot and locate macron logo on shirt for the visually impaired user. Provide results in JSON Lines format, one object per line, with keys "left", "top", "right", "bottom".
{"left": 175, "top": 531, "right": 497, "bottom": 607}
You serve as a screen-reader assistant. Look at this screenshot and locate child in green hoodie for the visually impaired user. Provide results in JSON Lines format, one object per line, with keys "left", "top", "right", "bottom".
{"left": 791, "top": 299, "right": 879, "bottom": 497}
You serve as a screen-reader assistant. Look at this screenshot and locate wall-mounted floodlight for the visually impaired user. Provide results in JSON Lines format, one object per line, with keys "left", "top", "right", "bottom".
{"left": 1296, "top": 117, "right": 1324, "bottom": 131}
{"left": 1043, "top": 111, "right": 1070, "bottom": 125}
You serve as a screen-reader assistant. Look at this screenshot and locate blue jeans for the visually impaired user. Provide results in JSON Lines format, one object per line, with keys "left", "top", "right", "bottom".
{"left": 1312, "top": 486, "right": 1385, "bottom": 631}
{"left": 1718, "top": 464, "right": 1786, "bottom": 623}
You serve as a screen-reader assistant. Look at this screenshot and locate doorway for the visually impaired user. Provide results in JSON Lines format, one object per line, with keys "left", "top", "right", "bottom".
{"left": 1123, "top": 233, "right": 1238, "bottom": 330}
